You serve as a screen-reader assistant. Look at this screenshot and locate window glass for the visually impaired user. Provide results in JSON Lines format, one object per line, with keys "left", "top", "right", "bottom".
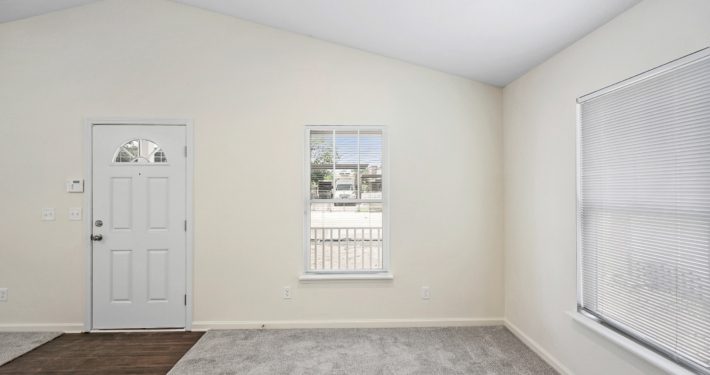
{"left": 309, "top": 203, "right": 383, "bottom": 271}
{"left": 114, "top": 139, "right": 166, "bottom": 163}
{"left": 306, "top": 127, "right": 386, "bottom": 273}
{"left": 578, "top": 51, "right": 710, "bottom": 373}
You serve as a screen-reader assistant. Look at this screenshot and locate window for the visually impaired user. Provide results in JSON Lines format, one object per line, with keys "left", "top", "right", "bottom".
{"left": 577, "top": 49, "right": 710, "bottom": 374}
{"left": 305, "top": 126, "right": 387, "bottom": 274}
{"left": 114, "top": 139, "right": 167, "bottom": 163}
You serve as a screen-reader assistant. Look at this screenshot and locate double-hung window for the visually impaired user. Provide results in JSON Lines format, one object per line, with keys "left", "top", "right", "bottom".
{"left": 304, "top": 126, "right": 387, "bottom": 274}
{"left": 577, "top": 49, "right": 710, "bottom": 374}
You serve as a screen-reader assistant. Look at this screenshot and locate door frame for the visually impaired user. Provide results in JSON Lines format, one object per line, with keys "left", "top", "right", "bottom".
{"left": 83, "top": 118, "right": 194, "bottom": 332}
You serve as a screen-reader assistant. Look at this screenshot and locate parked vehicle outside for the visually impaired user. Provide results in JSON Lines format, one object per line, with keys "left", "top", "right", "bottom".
{"left": 316, "top": 181, "right": 333, "bottom": 199}
{"left": 334, "top": 179, "right": 356, "bottom": 199}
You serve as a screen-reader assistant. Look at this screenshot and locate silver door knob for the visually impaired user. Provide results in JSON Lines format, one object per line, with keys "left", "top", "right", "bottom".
{"left": 91, "top": 234, "right": 103, "bottom": 241}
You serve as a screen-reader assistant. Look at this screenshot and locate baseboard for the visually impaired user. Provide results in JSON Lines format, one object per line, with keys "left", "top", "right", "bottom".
{"left": 0, "top": 323, "right": 84, "bottom": 333}
{"left": 192, "top": 317, "right": 504, "bottom": 330}
{"left": 0, "top": 318, "right": 503, "bottom": 332}
{"left": 504, "top": 319, "right": 573, "bottom": 375}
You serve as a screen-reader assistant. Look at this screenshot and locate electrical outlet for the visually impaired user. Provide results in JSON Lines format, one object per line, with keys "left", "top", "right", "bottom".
{"left": 0, "top": 288, "right": 7, "bottom": 302}
{"left": 41, "top": 208, "right": 55, "bottom": 221}
{"left": 68, "top": 207, "right": 82, "bottom": 221}
{"left": 282, "top": 286, "right": 292, "bottom": 300}
{"left": 421, "top": 286, "right": 431, "bottom": 300}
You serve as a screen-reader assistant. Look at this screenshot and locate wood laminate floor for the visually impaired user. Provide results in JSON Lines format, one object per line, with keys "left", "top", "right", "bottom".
{"left": 0, "top": 332, "right": 203, "bottom": 375}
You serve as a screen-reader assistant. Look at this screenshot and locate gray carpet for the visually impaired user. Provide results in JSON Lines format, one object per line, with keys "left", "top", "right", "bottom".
{"left": 169, "top": 326, "right": 557, "bottom": 375}
{"left": 0, "top": 332, "right": 62, "bottom": 366}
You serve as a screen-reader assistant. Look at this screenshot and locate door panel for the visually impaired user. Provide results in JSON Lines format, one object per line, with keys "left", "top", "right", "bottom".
{"left": 147, "top": 249, "right": 169, "bottom": 301}
{"left": 111, "top": 177, "right": 133, "bottom": 230}
{"left": 110, "top": 250, "right": 132, "bottom": 302}
{"left": 92, "top": 125, "right": 186, "bottom": 329}
{"left": 147, "top": 177, "right": 169, "bottom": 230}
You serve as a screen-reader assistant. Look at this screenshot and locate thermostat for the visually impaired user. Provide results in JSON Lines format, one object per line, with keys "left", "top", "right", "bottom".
{"left": 66, "top": 179, "right": 84, "bottom": 193}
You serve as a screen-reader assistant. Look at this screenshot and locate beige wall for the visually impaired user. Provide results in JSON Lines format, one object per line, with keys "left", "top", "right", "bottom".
{"left": 502, "top": 0, "right": 710, "bottom": 374}
{"left": 0, "top": 0, "right": 504, "bottom": 329}
{"left": 4, "top": 0, "right": 706, "bottom": 372}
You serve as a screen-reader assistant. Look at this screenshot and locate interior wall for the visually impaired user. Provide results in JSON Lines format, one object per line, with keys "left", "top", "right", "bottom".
{"left": 502, "top": 0, "right": 710, "bottom": 374}
{"left": 0, "top": 0, "right": 504, "bottom": 329}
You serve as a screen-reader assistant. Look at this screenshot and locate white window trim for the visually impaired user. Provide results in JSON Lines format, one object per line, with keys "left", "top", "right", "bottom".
{"left": 299, "top": 273, "right": 394, "bottom": 281}
{"left": 302, "top": 125, "right": 391, "bottom": 278}
{"left": 568, "top": 311, "right": 696, "bottom": 375}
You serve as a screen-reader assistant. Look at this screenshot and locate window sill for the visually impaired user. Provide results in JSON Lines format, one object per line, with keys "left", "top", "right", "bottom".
{"left": 299, "top": 273, "right": 394, "bottom": 281}
{"left": 567, "top": 311, "right": 697, "bottom": 375}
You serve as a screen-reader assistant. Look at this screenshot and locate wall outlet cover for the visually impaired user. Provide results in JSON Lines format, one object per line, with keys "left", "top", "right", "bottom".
{"left": 41, "top": 208, "right": 55, "bottom": 221}
{"left": 283, "top": 286, "right": 292, "bottom": 300}
{"left": 0, "top": 288, "right": 7, "bottom": 302}
{"left": 68, "top": 207, "right": 82, "bottom": 221}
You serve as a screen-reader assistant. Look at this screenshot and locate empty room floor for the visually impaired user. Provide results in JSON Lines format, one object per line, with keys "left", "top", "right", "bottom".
{"left": 0, "top": 327, "right": 556, "bottom": 375}
{"left": 0, "top": 332, "right": 203, "bottom": 375}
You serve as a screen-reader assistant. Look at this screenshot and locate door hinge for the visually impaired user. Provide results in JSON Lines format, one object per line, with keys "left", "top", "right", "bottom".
{"left": 184, "top": 146, "right": 187, "bottom": 157}
{"left": 184, "top": 294, "right": 187, "bottom": 306}
{"left": 184, "top": 220, "right": 187, "bottom": 231}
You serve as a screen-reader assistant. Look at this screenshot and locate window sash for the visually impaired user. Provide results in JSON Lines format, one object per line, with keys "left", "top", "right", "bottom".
{"left": 304, "top": 126, "right": 388, "bottom": 274}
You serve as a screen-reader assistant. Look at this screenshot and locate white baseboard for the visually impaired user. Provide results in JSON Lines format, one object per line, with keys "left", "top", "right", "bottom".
{"left": 192, "top": 317, "right": 504, "bottom": 330}
{"left": 0, "top": 318, "right": 503, "bottom": 333}
{"left": 504, "top": 319, "right": 573, "bottom": 375}
{"left": 0, "top": 323, "right": 84, "bottom": 333}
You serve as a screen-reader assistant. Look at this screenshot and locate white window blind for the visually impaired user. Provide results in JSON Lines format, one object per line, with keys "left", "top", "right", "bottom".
{"left": 578, "top": 49, "right": 710, "bottom": 374}
{"left": 305, "top": 126, "right": 387, "bottom": 273}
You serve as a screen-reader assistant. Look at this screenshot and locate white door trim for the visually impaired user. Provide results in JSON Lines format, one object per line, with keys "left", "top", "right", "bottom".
{"left": 83, "top": 118, "right": 194, "bottom": 332}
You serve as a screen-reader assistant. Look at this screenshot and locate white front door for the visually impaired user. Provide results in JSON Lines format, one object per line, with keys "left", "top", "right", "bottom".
{"left": 92, "top": 124, "right": 187, "bottom": 329}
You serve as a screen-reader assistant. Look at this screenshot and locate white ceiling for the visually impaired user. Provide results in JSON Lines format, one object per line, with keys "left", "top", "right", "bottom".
{"left": 0, "top": 0, "right": 641, "bottom": 86}
{"left": 0, "top": 0, "right": 95, "bottom": 23}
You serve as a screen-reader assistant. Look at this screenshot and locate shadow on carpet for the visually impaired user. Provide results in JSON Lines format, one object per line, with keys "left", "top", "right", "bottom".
{"left": 0, "top": 332, "right": 62, "bottom": 366}
{"left": 169, "top": 326, "right": 557, "bottom": 375}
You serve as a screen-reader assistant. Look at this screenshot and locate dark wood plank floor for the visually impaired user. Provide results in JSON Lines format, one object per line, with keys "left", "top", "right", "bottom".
{"left": 0, "top": 332, "right": 203, "bottom": 375}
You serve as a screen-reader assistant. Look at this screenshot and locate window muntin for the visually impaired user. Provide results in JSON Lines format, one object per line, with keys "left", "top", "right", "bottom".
{"left": 578, "top": 50, "right": 710, "bottom": 374}
{"left": 114, "top": 139, "right": 166, "bottom": 163}
{"left": 306, "top": 127, "right": 386, "bottom": 273}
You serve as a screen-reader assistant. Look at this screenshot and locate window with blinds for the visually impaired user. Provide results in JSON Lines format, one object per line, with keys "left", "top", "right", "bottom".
{"left": 305, "top": 126, "right": 387, "bottom": 273}
{"left": 577, "top": 48, "right": 710, "bottom": 374}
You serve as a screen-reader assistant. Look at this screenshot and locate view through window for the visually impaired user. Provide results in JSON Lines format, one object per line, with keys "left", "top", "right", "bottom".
{"left": 113, "top": 139, "right": 167, "bottom": 163}
{"left": 306, "top": 127, "right": 386, "bottom": 273}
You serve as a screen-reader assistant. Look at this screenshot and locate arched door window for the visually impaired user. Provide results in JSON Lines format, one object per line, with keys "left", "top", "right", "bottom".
{"left": 113, "top": 139, "right": 167, "bottom": 163}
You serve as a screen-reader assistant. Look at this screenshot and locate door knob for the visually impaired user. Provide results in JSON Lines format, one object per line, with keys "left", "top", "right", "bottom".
{"left": 91, "top": 234, "right": 103, "bottom": 241}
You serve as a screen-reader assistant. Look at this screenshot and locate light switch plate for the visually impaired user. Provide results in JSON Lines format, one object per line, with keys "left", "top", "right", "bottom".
{"left": 41, "top": 208, "right": 55, "bottom": 221}
{"left": 68, "top": 207, "right": 82, "bottom": 221}
{"left": 0, "top": 288, "right": 7, "bottom": 302}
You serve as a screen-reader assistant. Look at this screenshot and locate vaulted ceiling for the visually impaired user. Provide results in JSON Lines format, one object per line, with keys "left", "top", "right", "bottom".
{"left": 0, "top": 0, "right": 641, "bottom": 86}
